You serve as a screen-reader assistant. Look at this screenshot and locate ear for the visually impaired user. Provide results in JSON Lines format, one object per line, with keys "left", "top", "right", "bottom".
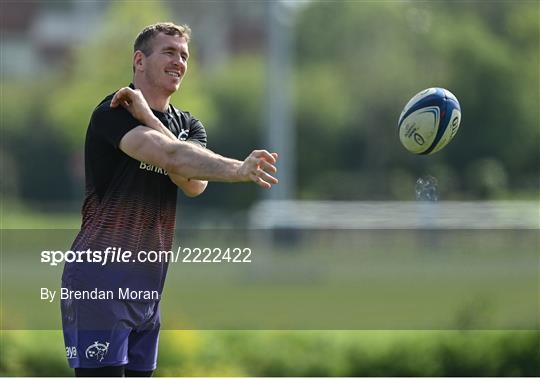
{"left": 133, "top": 51, "right": 145, "bottom": 72}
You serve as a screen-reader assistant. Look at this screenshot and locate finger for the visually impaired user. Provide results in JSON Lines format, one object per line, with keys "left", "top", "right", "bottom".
{"left": 257, "top": 180, "right": 272, "bottom": 189}
{"left": 110, "top": 87, "right": 133, "bottom": 107}
{"left": 117, "top": 87, "right": 134, "bottom": 96}
{"left": 249, "top": 172, "right": 273, "bottom": 189}
{"left": 271, "top": 152, "right": 279, "bottom": 160}
{"left": 257, "top": 159, "right": 277, "bottom": 174}
{"left": 252, "top": 150, "right": 276, "bottom": 164}
{"left": 256, "top": 170, "right": 278, "bottom": 185}
{"left": 253, "top": 175, "right": 272, "bottom": 189}
{"left": 111, "top": 91, "right": 126, "bottom": 108}
{"left": 110, "top": 92, "right": 121, "bottom": 107}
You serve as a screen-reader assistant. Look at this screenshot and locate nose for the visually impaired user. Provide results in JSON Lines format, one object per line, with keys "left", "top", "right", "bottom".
{"left": 172, "top": 57, "right": 186, "bottom": 73}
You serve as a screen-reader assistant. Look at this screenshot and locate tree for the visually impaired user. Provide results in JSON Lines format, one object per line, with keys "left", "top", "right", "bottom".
{"left": 45, "top": 1, "right": 215, "bottom": 150}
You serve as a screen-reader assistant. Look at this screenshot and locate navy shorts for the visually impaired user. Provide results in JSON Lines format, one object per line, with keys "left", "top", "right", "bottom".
{"left": 61, "top": 289, "right": 160, "bottom": 370}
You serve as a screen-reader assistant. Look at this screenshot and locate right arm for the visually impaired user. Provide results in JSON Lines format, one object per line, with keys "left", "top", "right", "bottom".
{"left": 112, "top": 88, "right": 278, "bottom": 188}
{"left": 126, "top": 104, "right": 209, "bottom": 196}
{"left": 119, "top": 124, "right": 239, "bottom": 182}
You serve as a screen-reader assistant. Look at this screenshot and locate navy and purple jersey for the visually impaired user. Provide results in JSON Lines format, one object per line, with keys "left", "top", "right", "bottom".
{"left": 62, "top": 84, "right": 206, "bottom": 296}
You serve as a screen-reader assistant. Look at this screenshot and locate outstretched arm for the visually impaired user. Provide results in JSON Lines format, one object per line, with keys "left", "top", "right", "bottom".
{"left": 111, "top": 87, "right": 278, "bottom": 188}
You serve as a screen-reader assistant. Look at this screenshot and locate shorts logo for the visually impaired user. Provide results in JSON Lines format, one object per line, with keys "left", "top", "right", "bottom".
{"left": 85, "top": 341, "right": 110, "bottom": 362}
{"left": 66, "top": 346, "right": 77, "bottom": 359}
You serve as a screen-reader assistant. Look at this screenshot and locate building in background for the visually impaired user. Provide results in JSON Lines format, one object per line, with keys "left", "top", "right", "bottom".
{"left": 1, "top": 1, "right": 267, "bottom": 79}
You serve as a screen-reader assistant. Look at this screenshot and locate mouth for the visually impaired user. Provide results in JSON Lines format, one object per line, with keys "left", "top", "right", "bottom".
{"left": 165, "top": 70, "right": 181, "bottom": 79}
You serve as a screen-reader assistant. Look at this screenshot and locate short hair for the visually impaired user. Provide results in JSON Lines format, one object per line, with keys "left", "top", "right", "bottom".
{"left": 134, "top": 22, "right": 191, "bottom": 56}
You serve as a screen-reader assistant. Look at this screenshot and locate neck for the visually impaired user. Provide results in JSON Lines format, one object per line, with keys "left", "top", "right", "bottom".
{"left": 132, "top": 78, "right": 171, "bottom": 113}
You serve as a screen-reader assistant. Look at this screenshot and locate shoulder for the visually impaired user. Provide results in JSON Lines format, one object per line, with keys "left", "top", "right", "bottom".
{"left": 170, "top": 105, "right": 205, "bottom": 132}
{"left": 86, "top": 89, "right": 141, "bottom": 147}
{"left": 91, "top": 92, "right": 136, "bottom": 126}
{"left": 170, "top": 105, "right": 207, "bottom": 147}
{"left": 170, "top": 105, "right": 198, "bottom": 123}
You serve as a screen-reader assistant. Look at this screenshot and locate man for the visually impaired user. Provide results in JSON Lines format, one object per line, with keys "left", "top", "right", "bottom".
{"left": 61, "top": 22, "right": 278, "bottom": 377}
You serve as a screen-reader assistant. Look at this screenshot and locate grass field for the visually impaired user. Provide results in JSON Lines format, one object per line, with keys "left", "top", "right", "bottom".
{"left": 1, "top": 208, "right": 539, "bottom": 376}
{"left": 1, "top": 203, "right": 81, "bottom": 229}
{"left": 1, "top": 330, "right": 539, "bottom": 376}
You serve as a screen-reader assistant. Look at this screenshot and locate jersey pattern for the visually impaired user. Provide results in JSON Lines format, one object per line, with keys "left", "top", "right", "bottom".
{"left": 62, "top": 86, "right": 207, "bottom": 297}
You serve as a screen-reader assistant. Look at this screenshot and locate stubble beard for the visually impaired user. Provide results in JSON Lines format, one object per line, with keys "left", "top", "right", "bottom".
{"left": 147, "top": 70, "right": 178, "bottom": 97}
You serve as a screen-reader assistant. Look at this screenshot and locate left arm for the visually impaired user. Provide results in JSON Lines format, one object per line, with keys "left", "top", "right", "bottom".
{"left": 169, "top": 174, "right": 207, "bottom": 197}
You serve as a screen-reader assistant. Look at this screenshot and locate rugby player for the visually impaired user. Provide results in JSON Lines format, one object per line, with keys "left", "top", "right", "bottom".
{"left": 61, "top": 22, "right": 278, "bottom": 377}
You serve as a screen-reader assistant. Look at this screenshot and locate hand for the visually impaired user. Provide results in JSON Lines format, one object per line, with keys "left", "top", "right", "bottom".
{"left": 237, "top": 150, "right": 279, "bottom": 189}
{"left": 110, "top": 87, "right": 155, "bottom": 125}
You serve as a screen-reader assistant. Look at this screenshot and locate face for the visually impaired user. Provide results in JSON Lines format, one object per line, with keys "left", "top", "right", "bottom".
{"left": 136, "top": 33, "right": 189, "bottom": 95}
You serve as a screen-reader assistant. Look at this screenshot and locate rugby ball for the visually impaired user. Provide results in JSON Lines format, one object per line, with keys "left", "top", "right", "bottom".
{"left": 398, "top": 87, "right": 461, "bottom": 154}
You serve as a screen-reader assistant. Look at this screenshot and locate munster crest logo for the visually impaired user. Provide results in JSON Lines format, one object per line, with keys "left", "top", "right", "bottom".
{"left": 85, "top": 341, "right": 110, "bottom": 362}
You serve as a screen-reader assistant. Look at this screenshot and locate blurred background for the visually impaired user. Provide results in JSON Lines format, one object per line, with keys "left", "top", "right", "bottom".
{"left": 2, "top": 0, "right": 539, "bottom": 217}
{"left": 1, "top": 0, "right": 539, "bottom": 376}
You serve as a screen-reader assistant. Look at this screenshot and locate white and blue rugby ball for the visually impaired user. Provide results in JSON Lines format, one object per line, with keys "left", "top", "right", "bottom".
{"left": 398, "top": 87, "right": 461, "bottom": 155}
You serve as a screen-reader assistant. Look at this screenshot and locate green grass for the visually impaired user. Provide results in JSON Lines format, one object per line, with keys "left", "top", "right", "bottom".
{"left": 1, "top": 204, "right": 80, "bottom": 229}
{"left": 1, "top": 208, "right": 538, "bottom": 376}
{"left": 1, "top": 330, "right": 539, "bottom": 376}
{"left": 2, "top": 229, "right": 538, "bottom": 330}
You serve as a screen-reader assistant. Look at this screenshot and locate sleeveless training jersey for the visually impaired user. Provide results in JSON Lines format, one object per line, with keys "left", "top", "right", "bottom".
{"left": 62, "top": 85, "right": 206, "bottom": 297}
